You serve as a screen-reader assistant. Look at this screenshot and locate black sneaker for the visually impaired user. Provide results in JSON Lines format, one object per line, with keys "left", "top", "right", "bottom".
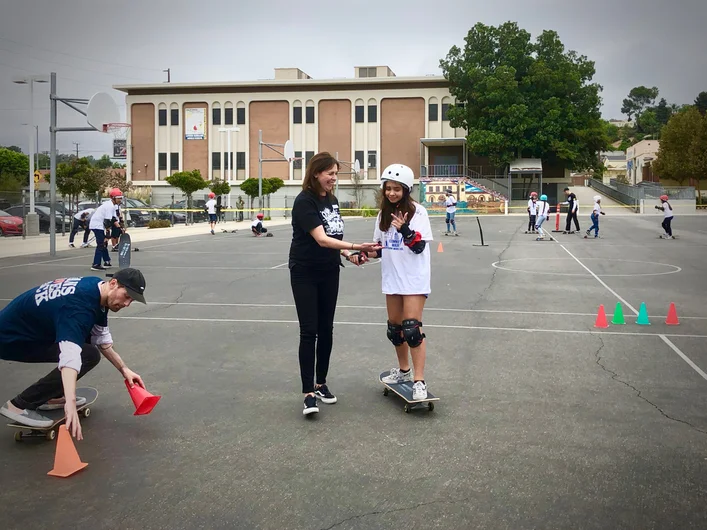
{"left": 314, "top": 384, "right": 337, "bottom": 404}
{"left": 104, "top": 262, "right": 112, "bottom": 268}
{"left": 91, "top": 264, "right": 106, "bottom": 271}
{"left": 303, "top": 395, "right": 319, "bottom": 416}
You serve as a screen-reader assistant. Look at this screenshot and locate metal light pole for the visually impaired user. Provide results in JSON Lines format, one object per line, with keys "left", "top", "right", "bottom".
{"left": 258, "top": 129, "right": 263, "bottom": 211}
{"left": 49, "top": 73, "right": 57, "bottom": 254}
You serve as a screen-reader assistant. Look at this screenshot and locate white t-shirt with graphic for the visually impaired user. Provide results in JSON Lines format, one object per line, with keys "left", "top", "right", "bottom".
{"left": 373, "top": 203, "right": 433, "bottom": 295}
{"left": 593, "top": 202, "right": 601, "bottom": 215}
{"left": 205, "top": 199, "right": 217, "bottom": 215}
{"left": 445, "top": 196, "right": 457, "bottom": 214}
{"left": 527, "top": 199, "right": 537, "bottom": 215}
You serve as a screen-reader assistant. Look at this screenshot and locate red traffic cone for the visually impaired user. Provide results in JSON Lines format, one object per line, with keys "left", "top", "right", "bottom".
{"left": 125, "top": 380, "right": 161, "bottom": 416}
{"left": 47, "top": 426, "right": 88, "bottom": 478}
{"left": 666, "top": 303, "right": 680, "bottom": 325}
{"left": 594, "top": 304, "right": 609, "bottom": 328}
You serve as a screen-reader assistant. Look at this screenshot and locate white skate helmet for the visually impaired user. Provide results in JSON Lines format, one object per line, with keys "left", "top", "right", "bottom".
{"left": 380, "top": 164, "right": 415, "bottom": 191}
{"left": 593, "top": 195, "right": 601, "bottom": 202}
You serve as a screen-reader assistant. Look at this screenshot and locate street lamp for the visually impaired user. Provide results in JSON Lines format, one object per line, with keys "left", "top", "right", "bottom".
{"left": 13, "top": 75, "right": 49, "bottom": 225}
{"left": 218, "top": 126, "right": 239, "bottom": 208}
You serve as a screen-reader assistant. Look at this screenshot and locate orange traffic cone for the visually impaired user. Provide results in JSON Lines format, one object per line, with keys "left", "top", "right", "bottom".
{"left": 594, "top": 304, "right": 609, "bottom": 328}
{"left": 437, "top": 242, "right": 444, "bottom": 253}
{"left": 47, "top": 425, "right": 88, "bottom": 478}
{"left": 125, "top": 380, "right": 161, "bottom": 416}
{"left": 666, "top": 303, "right": 679, "bottom": 325}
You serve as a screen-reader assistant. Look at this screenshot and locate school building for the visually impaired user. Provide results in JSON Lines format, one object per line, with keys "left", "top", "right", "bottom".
{"left": 114, "top": 65, "right": 570, "bottom": 207}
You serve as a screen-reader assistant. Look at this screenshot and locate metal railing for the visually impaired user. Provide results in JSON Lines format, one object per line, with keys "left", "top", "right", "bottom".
{"left": 607, "top": 180, "right": 696, "bottom": 201}
{"left": 420, "top": 165, "right": 466, "bottom": 178}
{"left": 588, "top": 179, "right": 639, "bottom": 212}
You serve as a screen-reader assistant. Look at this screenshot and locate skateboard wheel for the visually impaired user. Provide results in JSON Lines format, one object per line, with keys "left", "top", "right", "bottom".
{"left": 14, "top": 431, "right": 23, "bottom": 442}
{"left": 82, "top": 408, "right": 91, "bottom": 418}
{"left": 46, "top": 429, "right": 56, "bottom": 441}
{"left": 404, "top": 404, "right": 411, "bottom": 413}
{"left": 428, "top": 402, "right": 435, "bottom": 412}
{"left": 383, "top": 388, "right": 389, "bottom": 396}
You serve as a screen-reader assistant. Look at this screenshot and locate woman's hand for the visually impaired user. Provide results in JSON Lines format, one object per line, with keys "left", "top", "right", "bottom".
{"left": 391, "top": 211, "right": 409, "bottom": 231}
{"left": 356, "top": 242, "right": 381, "bottom": 254}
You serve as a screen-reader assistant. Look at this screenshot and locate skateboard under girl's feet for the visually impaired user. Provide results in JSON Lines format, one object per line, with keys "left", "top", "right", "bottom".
{"left": 379, "top": 371, "right": 438, "bottom": 413}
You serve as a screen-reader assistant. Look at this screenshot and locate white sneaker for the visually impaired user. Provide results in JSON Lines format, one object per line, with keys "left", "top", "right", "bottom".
{"left": 381, "top": 367, "right": 413, "bottom": 384}
{"left": 412, "top": 381, "right": 428, "bottom": 401}
{"left": 38, "top": 395, "right": 87, "bottom": 411}
{"left": 80, "top": 242, "right": 89, "bottom": 248}
{"left": 0, "top": 403, "right": 53, "bottom": 428}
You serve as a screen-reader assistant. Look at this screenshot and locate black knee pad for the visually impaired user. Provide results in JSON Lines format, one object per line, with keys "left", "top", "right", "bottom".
{"left": 386, "top": 321, "right": 404, "bottom": 346}
{"left": 402, "top": 319, "right": 425, "bottom": 348}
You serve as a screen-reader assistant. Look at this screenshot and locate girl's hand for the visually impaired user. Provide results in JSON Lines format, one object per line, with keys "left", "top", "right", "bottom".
{"left": 391, "top": 211, "right": 408, "bottom": 230}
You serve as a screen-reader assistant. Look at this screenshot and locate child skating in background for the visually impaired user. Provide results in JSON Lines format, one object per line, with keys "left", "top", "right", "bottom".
{"left": 585, "top": 195, "right": 605, "bottom": 238}
{"left": 655, "top": 194, "right": 674, "bottom": 239}
{"left": 535, "top": 194, "right": 550, "bottom": 240}
{"left": 251, "top": 213, "right": 269, "bottom": 236}
{"left": 444, "top": 189, "right": 457, "bottom": 236}
{"left": 349, "top": 164, "right": 434, "bottom": 400}
{"left": 205, "top": 192, "right": 217, "bottom": 235}
{"left": 526, "top": 192, "right": 538, "bottom": 233}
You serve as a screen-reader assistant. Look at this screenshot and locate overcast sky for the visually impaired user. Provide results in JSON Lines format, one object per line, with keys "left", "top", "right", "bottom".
{"left": 1, "top": 0, "right": 705, "bottom": 158}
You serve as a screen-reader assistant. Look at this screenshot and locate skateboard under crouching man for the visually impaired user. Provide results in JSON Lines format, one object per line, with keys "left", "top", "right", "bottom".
{"left": 379, "top": 371, "right": 439, "bottom": 413}
{"left": 7, "top": 387, "right": 98, "bottom": 442}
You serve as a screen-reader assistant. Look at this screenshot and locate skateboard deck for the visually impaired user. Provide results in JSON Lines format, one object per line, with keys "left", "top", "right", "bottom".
{"left": 7, "top": 387, "right": 98, "bottom": 442}
{"left": 379, "top": 371, "right": 438, "bottom": 413}
{"left": 118, "top": 232, "right": 131, "bottom": 268}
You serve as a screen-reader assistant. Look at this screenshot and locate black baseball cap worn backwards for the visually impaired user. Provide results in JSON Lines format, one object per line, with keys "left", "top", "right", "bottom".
{"left": 113, "top": 268, "right": 147, "bottom": 304}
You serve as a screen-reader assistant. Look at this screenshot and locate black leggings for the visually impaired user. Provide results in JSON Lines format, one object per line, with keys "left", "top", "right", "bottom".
{"left": 527, "top": 214, "right": 536, "bottom": 231}
{"left": 565, "top": 210, "right": 580, "bottom": 231}
{"left": 290, "top": 265, "right": 340, "bottom": 394}
{"left": 662, "top": 217, "right": 673, "bottom": 237}
{"left": 0, "top": 342, "right": 101, "bottom": 410}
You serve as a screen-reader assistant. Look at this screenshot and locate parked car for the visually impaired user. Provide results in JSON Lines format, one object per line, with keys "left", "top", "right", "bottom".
{"left": 76, "top": 198, "right": 157, "bottom": 228}
{"left": 5, "top": 205, "right": 71, "bottom": 233}
{"left": 158, "top": 204, "right": 187, "bottom": 224}
{"left": 0, "top": 209, "right": 23, "bottom": 236}
{"left": 172, "top": 199, "right": 208, "bottom": 223}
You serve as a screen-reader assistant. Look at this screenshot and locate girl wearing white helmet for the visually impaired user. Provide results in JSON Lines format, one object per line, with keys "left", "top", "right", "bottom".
{"left": 88, "top": 188, "right": 123, "bottom": 271}
{"left": 655, "top": 195, "right": 674, "bottom": 239}
{"left": 205, "top": 192, "right": 217, "bottom": 235}
{"left": 585, "top": 195, "right": 605, "bottom": 238}
{"left": 350, "top": 163, "right": 434, "bottom": 400}
{"left": 535, "top": 194, "right": 551, "bottom": 240}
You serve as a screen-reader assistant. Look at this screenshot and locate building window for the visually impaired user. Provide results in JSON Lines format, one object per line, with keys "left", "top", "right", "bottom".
{"left": 158, "top": 152, "right": 167, "bottom": 170}
{"left": 236, "top": 108, "right": 245, "bottom": 125}
{"left": 170, "top": 152, "right": 179, "bottom": 171}
{"left": 359, "top": 67, "right": 377, "bottom": 78}
{"left": 367, "top": 105, "right": 377, "bottom": 123}
{"left": 158, "top": 109, "right": 167, "bottom": 126}
{"left": 305, "top": 107, "right": 314, "bottom": 124}
{"left": 212, "top": 152, "right": 221, "bottom": 170}
{"left": 442, "top": 103, "right": 450, "bottom": 121}
{"left": 293, "top": 150, "right": 302, "bottom": 170}
{"left": 355, "top": 105, "right": 364, "bottom": 123}
{"left": 236, "top": 152, "right": 245, "bottom": 170}
{"left": 212, "top": 108, "right": 221, "bottom": 125}
{"left": 354, "top": 150, "right": 364, "bottom": 170}
{"left": 224, "top": 108, "right": 233, "bottom": 125}
{"left": 223, "top": 152, "right": 233, "bottom": 170}
{"left": 367, "top": 151, "right": 377, "bottom": 169}
{"left": 293, "top": 106, "right": 302, "bottom": 124}
{"left": 305, "top": 151, "right": 314, "bottom": 166}
{"left": 170, "top": 108, "right": 179, "bottom": 126}
{"left": 429, "top": 103, "right": 438, "bottom": 121}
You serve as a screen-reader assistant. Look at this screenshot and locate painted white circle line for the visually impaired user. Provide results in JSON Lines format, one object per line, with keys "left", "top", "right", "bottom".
{"left": 490, "top": 257, "right": 682, "bottom": 278}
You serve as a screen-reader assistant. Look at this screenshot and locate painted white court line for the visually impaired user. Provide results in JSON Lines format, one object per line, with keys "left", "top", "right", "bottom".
{"left": 0, "top": 253, "right": 86, "bottom": 271}
{"left": 111, "top": 315, "right": 707, "bottom": 339}
{"left": 270, "top": 262, "right": 289, "bottom": 269}
{"left": 558, "top": 244, "right": 639, "bottom": 315}
{"left": 659, "top": 335, "right": 707, "bottom": 382}
{"left": 20, "top": 264, "right": 288, "bottom": 270}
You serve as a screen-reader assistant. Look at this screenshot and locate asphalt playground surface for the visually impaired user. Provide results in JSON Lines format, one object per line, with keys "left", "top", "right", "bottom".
{"left": 1, "top": 213, "right": 706, "bottom": 529}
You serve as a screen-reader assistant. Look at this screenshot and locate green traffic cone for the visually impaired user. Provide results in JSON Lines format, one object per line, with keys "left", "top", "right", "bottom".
{"left": 636, "top": 302, "right": 651, "bottom": 325}
{"left": 611, "top": 302, "right": 626, "bottom": 325}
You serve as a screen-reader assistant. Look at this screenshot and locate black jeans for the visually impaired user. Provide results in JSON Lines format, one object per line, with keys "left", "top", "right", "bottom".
{"left": 527, "top": 214, "right": 536, "bottom": 231}
{"left": 290, "top": 264, "right": 340, "bottom": 394}
{"left": 0, "top": 342, "right": 101, "bottom": 410}
{"left": 69, "top": 219, "right": 89, "bottom": 244}
{"left": 662, "top": 217, "right": 673, "bottom": 236}
{"left": 565, "top": 210, "right": 580, "bottom": 231}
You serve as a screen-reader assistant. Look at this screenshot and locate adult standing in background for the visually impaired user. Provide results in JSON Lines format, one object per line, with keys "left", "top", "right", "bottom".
{"left": 563, "top": 187, "right": 580, "bottom": 234}
{"left": 288, "top": 152, "right": 380, "bottom": 417}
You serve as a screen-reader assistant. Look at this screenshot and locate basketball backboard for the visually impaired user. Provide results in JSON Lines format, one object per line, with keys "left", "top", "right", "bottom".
{"left": 86, "top": 92, "right": 120, "bottom": 132}
{"left": 354, "top": 159, "right": 361, "bottom": 175}
{"left": 283, "top": 139, "right": 295, "bottom": 162}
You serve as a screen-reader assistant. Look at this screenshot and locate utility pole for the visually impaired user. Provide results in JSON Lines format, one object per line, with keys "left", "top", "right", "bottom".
{"left": 163, "top": 68, "right": 171, "bottom": 83}
{"left": 73, "top": 142, "right": 79, "bottom": 158}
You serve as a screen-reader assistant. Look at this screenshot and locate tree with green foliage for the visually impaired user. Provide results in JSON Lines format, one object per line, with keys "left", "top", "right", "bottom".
{"left": 654, "top": 107, "right": 704, "bottom": 190}
{"left": 55, "top": 158, "right": 107, "bottom": 210}
{"left": 0, "top": 147, "right": 29, "bottom": 182}
{"left": 166, "top": 169, "right": 208, "bottom": 223}
{"left": 209, "top": 179, "right": 231, "bottom": 196}
{"left": 621, "top": 86, "right": 659, "bottom": 120}
{"left": 602, "top": 120, "right": 620, "bottom": 145}
{"left": 695, "top": 91, "right": 707, "bottom": 116}
{"left": 440, "top": 21, "right": 607, "bottom": 172}
{"left": 96, "top": 154, "right": 113, "bottom": 169}
{"left": 239, "top": 177, "right": 285, "bottom": 211}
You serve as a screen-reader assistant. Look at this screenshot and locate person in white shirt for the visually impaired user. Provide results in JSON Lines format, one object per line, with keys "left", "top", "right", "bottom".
{"left": 444, "top": 189, "right": 457, "bottom": 236}
{"left": 535, "top": 194, "right": 551, "bottom": 240}
{"left": 526, "top": 192, "right": 538, "bottom": 233}
{"left": 350, "top": 164, "right": 434, "bottom": 401}
{"left": 655, "top": 194, "right": 674, "bottom": 239}
{"left": 88, "top": 188, "right": 123, "bottom": 271}
{"left": 585, "top": 195, "right": 606, "bottom": 238}
{"left": 69, "top": 207, "right": 95, "bottom": 248}
{"left": 205, "top": 192, "right": 217, "bottom": 235}
{"left": 251, "top": 213, "right": 269, "bottom": 236}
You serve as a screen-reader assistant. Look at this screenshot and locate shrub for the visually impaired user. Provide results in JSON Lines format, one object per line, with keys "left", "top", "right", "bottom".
{"left": 148, "top": 219, "right": 171, "bottom": 229}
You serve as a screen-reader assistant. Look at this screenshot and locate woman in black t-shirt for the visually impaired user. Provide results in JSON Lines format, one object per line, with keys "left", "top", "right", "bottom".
{"left": 289, "top": 152, "right": 380, "bottom": 416}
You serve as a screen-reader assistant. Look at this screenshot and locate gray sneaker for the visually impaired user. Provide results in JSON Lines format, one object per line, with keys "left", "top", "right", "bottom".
{"left": 382, "top": 367, "right": 413, "bottom": 384}
{"left": 0, "top": 403, "right": 54, "bottom": 428}
{"left": 38, "top": 395, "right": 87, "bottom": 411}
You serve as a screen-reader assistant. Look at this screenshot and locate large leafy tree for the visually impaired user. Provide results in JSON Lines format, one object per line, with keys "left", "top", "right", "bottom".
{"left": 0, "top": 147, "right": 29, "bottom": 181}
{"left": 695, "top": 91, "right": 707, "bottom": 116}
{"left": 621, "top": 86, "right": 659, "bottom": 120}
{"left": 653, "top": 107, "right": 704, "bottom": 192}
{"left": 440, "top": 22, "right": 607, "bottom": 171}
{"left": 166, "top": 169, "right": 208, "bottom": 223}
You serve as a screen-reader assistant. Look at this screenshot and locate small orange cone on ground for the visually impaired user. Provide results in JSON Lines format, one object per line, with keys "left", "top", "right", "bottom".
{"left": 437, "top": 242, "right": 444, "bottom": 253}
{"left": 666, "top": 303, "right": 679, "bottom": 325}
{"left": 594, "top": 304, "right": 609, "bottom": 328}
{"left": 47, "top": 426, "right": 88, "bottom": 478}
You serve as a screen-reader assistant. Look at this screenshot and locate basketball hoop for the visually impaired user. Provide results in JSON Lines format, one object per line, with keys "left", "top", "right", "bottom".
{"left": 104, "top": 122, "right": 130, "bottom": 159}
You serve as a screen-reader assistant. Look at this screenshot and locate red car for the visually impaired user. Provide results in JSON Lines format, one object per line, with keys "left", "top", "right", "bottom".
{"left": 0, "top": 209, "right": 23, "bottom": 236}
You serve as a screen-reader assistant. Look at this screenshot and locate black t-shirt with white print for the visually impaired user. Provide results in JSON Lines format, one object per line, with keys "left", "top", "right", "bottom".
{"left": 289, "top": 190, "right": 344, "bottom": 270}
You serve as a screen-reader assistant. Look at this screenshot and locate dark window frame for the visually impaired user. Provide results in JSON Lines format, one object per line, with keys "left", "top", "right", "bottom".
{"left": 170, "top": 152, "right": 179, "bottom": 171}
{"left": 236, "top": 108, "right": 245, "bottom": 125}
{"left": 158, "top": 152, "right": 167, "bottom": 170}
{"left": 293, "top": 150, "right": 302, "bottom": 170}
{"left": 212, "top": 108, "right": 221, "bottom": 125}
{"left": 293, "top": 106, "right": 302, "bottom": 124}
{"left": 170, "top": 108, "right": 179, "bottom": 126}
{"left": 354, "top": 150, "right": 365, "bottom": 170}
{"left": 224, "top": 108, "right": 233, "bottom": 125}
{"left": 428, "top": 103, "right": 438, "bottom": 121}
{"left": 367, "top": 105, "right": 377, "bottom": 123}
{"left": 236, "top": 152, "right": 245, "bottom": 170}
{"left": 212, "top": 152, "right": 221, "bottom": 170}
{"left": 305, "top": 151, "right": 314, "bottom": 166}
{"left": 158, "top": 109, "right": 167, "bottom": 126}
{"left": 305, "top": 106, "right": 315, "bottom": 124}
{"left": 367, "top": 151, "right": 377, "bottom": 169}
{"left": 441, "top": 103, "right": 450, "bottom": 121}
{"left": 355, "top": 105, "right": 364, "bottom": 123}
